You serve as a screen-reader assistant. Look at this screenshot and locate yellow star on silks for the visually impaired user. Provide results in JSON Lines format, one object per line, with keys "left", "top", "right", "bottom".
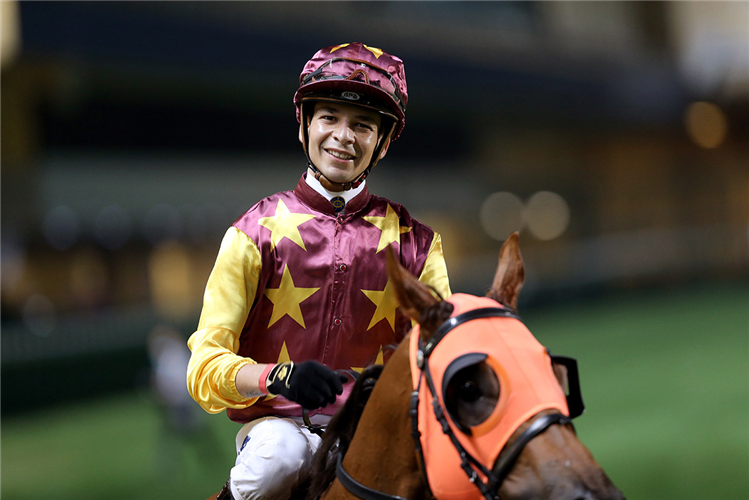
{"left": 265, "top": 341, "right": 291, "bottom": 401}
{"left": 264, "top": 265, "right": 320, "bottom": 328}
{"left": 258, "top": 199, "right": 315, "bottom": 251}
{"left": 352, "top": 346, "right": 385, "bottom": 374}
{"left": 362, "top": 204, "right": 412, "bottom": 253}
{"left": 361, "top": 278, "right": 399, "bottom": 331}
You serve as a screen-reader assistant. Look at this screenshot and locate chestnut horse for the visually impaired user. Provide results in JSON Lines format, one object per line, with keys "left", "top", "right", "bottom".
{"left": 213, "top": 233, "right": 624, "bottom": 500}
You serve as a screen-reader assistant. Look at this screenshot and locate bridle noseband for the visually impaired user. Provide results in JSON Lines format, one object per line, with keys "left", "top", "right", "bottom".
{"left": 336, "top": 307, "right": 584, "bottom": 500}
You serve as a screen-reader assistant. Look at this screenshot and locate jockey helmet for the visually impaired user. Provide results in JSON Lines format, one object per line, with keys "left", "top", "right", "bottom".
{"left": 294, "top": 42, "right": 408, "bottom": 141}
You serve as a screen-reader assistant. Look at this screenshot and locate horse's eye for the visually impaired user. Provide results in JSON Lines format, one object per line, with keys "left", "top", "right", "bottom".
{"left": 443, "top": 358, "right": 500, "bottom": 433}
{"left": 460, "top": 380, "right": 480, "bottom": 402}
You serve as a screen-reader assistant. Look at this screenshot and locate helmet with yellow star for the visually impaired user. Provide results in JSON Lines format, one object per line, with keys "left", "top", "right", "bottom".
{"left": 294, "top": 43, "right": 408, "bottom": 189}
{"left": 294, "top": 42, "right": 408, "bottom": 140}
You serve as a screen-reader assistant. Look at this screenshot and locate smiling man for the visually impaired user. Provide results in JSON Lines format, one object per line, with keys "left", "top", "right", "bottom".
{"left": 186, "top": 42, "right": 451, "bottom": 500}
{"left": 304, "top": 102, "right": 387, "bottom": 187}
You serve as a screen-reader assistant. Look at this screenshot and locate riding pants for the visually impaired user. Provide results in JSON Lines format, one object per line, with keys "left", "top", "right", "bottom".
{"left": 229, "top": 416, "right": 327, "bottom": 500}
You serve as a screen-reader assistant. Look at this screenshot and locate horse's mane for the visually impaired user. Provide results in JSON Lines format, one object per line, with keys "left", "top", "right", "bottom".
{"left": 290, "top": 300, "right": 454, "bottom": 500}
{"left": 290, "top": 364, "right": 384, "bottom": 500}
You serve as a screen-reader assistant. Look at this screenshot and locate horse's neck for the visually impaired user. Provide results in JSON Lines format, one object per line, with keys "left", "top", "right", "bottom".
{"left": 325, "top": 342, "right": 427, "bottom": 500}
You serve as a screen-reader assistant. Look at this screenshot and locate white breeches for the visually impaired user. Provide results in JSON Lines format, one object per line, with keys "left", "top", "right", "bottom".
{"left": 229, "top": 416, "right": 327, "bottom": 500}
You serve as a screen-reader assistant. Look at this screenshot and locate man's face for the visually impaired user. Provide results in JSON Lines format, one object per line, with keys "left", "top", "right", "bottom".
{"left": 301, "top": 101, "right": 389, "bottom": 185}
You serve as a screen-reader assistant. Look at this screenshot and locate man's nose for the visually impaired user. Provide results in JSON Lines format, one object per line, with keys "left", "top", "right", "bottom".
{"left": 333, "top": 121, "right": 355, "bottom": 144}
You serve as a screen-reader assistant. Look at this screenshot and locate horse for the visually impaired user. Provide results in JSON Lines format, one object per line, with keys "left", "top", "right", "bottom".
{"left": 212, "top": 233, "right": 625, "bottom": 500}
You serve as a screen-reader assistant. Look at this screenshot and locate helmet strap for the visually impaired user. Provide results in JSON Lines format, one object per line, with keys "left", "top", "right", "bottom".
{"left": 301, "top": 103, "right": 395, "bottom": 192}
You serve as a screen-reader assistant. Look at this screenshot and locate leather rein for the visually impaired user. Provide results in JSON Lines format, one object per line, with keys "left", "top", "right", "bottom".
{"left": 335, "top": 307, "right": 579, "bottom": 500}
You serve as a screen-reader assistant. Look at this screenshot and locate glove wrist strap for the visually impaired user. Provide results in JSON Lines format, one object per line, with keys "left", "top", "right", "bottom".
{"left": 267, "top": 361, "right": 295, "bottom": 396}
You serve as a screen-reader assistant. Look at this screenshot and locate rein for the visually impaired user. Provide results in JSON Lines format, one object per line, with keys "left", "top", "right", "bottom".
{"left": 335, "top": 307, "right": 579, "bottom": 500}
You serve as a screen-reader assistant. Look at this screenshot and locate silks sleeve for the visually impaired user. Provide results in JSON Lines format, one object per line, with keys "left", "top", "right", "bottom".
{"left": 418, "top": 232, "right": 452, "bottom": 299}
{"left": 186, "top": 227, "right": 262, "bottom": 413}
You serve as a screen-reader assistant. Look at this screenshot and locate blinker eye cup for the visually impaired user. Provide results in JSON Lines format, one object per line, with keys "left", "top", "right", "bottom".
{"left": 549, "top": 355, "right": 585, "bottom": 419}
{"left": 441, "top": 353, "right": 506, "bottom": 437}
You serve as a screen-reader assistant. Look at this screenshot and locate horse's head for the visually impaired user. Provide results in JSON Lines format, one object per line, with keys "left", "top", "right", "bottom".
{"left": 386, "top": 232, "right": 624, "bottom": 500}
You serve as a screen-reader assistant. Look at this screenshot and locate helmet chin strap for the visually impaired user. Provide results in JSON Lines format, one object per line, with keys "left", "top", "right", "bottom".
{"left": 302, "top": 103, "right": 395, "bottom": 192}
{"left": 308, "top": 161, "right": 369, "bottom": 192}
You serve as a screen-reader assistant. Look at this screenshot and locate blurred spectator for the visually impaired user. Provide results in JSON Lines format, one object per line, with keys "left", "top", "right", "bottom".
{"left": 147, "top": 325, "right": 221, "bottom": 479}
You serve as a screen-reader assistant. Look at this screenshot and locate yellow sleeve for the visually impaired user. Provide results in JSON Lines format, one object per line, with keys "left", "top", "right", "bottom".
{"left": 186, "top": 227, "right": 262, "bottom": 413}
{"left": 418, "top": 232, "right": 452, "bottom": 299}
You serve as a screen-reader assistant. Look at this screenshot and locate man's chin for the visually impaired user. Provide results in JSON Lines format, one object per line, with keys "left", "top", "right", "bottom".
{"left": 319, "top": 168, "right": 359, "bottom": 185}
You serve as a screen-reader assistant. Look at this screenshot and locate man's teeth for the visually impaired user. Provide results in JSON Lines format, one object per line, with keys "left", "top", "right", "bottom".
{"left": 328, "top": 150, "right": 355, "bottom": 160}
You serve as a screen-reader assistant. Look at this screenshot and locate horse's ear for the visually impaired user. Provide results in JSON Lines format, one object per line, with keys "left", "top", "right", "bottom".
{"left": 386, "top": 245, "right": 444, "bottom": 340}
{"left": 486, "top": 231, "right": 525, "bottom": 311}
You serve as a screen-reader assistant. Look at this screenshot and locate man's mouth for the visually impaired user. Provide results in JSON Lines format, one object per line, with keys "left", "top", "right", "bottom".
{"left": 326, "top": 149, "right": 356, "bottom": 161}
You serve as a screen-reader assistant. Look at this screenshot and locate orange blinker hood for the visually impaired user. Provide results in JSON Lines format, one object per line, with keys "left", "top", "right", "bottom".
{"left": 409, "top": 293, "right": 570, "bottom": 500}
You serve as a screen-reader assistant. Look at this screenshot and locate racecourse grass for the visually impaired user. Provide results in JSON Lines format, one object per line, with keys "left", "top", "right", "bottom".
{"left": 3, "top": 283, "right": 748, "bottom": 500}
{"left": 525, "top": 283, "right": 749, "bottom": 500}
{"left": 1, "top": 389, "right": 239, "bottom": 500}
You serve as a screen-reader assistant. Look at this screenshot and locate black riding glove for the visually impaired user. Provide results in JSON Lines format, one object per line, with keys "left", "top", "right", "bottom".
{"left": 266, "top": 361, "right": 348, "bottom": 410}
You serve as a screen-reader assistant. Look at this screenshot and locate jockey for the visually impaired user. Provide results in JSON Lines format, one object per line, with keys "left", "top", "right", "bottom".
{"left": 186, "top": 42, "right": 451, "bottom": 500}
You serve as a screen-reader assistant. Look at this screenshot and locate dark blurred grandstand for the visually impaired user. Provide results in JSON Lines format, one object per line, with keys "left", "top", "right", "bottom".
{"left": 2, "top": 1, "right": 747, "bottom": 412}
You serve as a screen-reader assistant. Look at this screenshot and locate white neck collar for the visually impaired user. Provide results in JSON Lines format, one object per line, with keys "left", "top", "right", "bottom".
{"left": 305, "top": 169, "right": 366, "bottom": 205}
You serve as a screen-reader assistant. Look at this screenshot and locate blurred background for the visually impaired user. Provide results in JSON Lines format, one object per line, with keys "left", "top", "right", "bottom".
{"left": 1, "top": 2, "right": 747, "bottom": 499}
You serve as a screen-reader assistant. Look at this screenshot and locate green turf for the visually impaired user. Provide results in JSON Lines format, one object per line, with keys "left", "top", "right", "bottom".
{"left": 1, "top": 392, "right": 239, "bottom": 500}
{"left": 2, "top": 284, "right": 748, "bottom": 500}
{"left": 525, "top": 284, "right": 749, "bottom": 500}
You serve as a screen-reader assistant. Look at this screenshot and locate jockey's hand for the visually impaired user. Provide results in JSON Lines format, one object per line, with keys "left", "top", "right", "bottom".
{"left": 267, "top": 361, "right": 348, "bottom": 409}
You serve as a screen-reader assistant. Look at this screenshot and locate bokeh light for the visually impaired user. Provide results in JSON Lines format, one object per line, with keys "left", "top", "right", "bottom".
{"left": 523, "top": 191, "right": 571, "bottom": 241}
{"left": 480, "top": 192, "right": 525, "bottom": 241}
{"left": 684, "top": 101, "right": 728, "bottom": 149}
{"left": 148, "top": 241, "right": 195, "bottom": 321}
{"left": 70, "top": 247, "right": 111, "bottom": 309}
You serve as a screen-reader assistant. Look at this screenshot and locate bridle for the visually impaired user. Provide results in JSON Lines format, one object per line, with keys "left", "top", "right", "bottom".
{"left": 335, "top": 306, "right": 585, "bottom": 500}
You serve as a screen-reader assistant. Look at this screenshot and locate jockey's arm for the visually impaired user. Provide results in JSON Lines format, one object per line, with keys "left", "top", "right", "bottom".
{"left": 186, "top": 227, "right": 262, "bottom": 413}
{"left": 235, "top": 362, "right": 272, "bottom": 399}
